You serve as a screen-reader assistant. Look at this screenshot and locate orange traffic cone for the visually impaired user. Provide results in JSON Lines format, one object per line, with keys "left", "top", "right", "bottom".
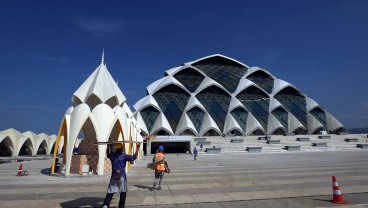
{"left": 331, "top": 176, "right": 347, "bottom": 204}
{"left": 17, "top": 163, "right": 23, "bottom": 176}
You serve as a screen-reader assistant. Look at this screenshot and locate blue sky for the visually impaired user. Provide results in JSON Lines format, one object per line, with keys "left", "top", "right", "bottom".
{"left": 1, "top": 1, "right": 367, "bottom": 135}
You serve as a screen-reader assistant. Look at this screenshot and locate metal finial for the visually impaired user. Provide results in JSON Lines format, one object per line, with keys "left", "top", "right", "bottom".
{"left": 101, "top": 49, "right": 105, "bottom": 64}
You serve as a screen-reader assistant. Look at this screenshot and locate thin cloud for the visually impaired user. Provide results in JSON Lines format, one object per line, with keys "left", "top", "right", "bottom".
{"left": 73, "top": 15, "right": 123, "bottom": 36}
{"left": 36, "top": 56, "right": 69, "bottom": 62}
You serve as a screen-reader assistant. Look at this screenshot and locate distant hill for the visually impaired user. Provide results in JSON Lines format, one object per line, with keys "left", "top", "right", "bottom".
{"left": 347, "top": 127, "right": 368, "bottom": 134}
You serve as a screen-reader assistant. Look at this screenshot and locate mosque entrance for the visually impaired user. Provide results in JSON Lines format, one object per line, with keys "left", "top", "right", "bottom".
{"left": 150, "top": 141, "right": 191, "bottom": 154}
{"left": 145, "top": 136, "right": 194, "bottom": 155}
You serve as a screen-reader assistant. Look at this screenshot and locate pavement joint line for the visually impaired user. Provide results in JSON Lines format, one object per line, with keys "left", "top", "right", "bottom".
{"left": 124, "top": 192, "right": 368, "bottom": 208}
{"left": 5, "top": 177, "right": 106, "bottom": 208}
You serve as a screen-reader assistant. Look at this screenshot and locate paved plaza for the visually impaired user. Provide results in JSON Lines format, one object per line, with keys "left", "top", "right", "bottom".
{"left": 1, "top": 150, "right": 368, "bottom": 208}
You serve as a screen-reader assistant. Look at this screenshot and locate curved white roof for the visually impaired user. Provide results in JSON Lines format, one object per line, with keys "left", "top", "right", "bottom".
{"left": 194, "top": 76, "right": 230, "bottom": 95}
{"left": 185, "top": 54, "right": 249, "bottom": 68}
{"left": 234, "top": 78, "right": 255, "bottom": 95}
{"left": 147, "top": 75, "right": 190, "bottom": 95}
{"left": 199, "top": 112, "right": 221, "bottom": 135}
{"left": 306, "top": 97, "right": 320, "bottom": 111}
{"left": 133, "top": 95, "right": 161, "bottom": 112}
{"left": 223, "top": 113, "right": 244, "bottom": 135}
{"left": 175, "top": 113, "right": 198, "bottom": 135}
{"left": 133, "top": 54, "right": 345, "bottom": 136}
{"left": 269, "top": 97, "right": 283, "bottom": 112}
{"left": 151, "top": 112, "right": 174, "bottom": 135}
{"left": 228, "top": 97, "right": 246, "bottom": 112}
{"left": 73, "top": 57, "right": 126, "bottom": 106}
{"left": 184, "top": 95, "right": 206, "bottom": 112}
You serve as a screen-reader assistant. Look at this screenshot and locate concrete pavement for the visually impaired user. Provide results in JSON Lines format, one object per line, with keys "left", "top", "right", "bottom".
{"left": 1, "top": 150, "right": 368, "bottom": 208}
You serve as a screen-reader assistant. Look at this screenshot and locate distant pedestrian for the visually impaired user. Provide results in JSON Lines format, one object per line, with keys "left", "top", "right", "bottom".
{"left": 193, "top": 147, "right": 198, "bottom": 161}
{"left": 200, "top": 143, "right": 203, "bottom": 151}
{"left": 102, "top": 142, "right": 141, "bottom": 208}
{"left": 152, "top": 145, "right": 170, "bottom": 190}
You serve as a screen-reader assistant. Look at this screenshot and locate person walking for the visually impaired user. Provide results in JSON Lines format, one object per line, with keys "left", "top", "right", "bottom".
{"left": 200, "top": 143, "right": 203, "bottom": 151}
{"left": 102, "top": 142, "right": 141, "bottom": 208}
{"left": 152, "top": 145, "right": 170, "bottom": 190}
{"left": 193, "top": 147, "right": 198, "bottom": 161}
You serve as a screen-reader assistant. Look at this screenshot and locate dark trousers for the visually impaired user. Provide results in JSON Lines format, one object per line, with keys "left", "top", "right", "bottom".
{"left": 103, "top": 192, "right": 127, "bottom": 208}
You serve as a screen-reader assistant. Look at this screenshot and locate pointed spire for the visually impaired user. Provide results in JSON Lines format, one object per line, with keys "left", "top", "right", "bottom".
{"left": 101, "top": 48, "right": 105, "bottom": 64}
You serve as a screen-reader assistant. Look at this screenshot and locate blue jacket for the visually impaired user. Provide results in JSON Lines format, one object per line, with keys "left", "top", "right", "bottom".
{"left": 108, "top": 151, "right": 136, "bottom": 177}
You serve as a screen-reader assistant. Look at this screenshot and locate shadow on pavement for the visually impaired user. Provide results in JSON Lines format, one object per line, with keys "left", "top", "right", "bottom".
{"left": 41, "top": 167, "right": 51, "bottom": 176}
{"left": 134, "top": 184, "right": 153, "bottom": 190}
{"left": 60, "top": 197, "right": 104, "bottom": 208}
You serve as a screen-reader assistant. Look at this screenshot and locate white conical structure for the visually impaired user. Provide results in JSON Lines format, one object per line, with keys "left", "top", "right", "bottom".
{"left": 52, "top": 52, "right": 142, "bottom": 176}
{"left": 72, "top": 52, "right": 126, "bottom": 108}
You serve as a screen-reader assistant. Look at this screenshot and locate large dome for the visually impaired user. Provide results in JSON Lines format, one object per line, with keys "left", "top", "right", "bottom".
{"left": 133, "top": 54, "right": 344, "bottom": 136}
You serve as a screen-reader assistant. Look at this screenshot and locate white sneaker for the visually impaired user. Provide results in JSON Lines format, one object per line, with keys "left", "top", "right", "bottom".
{"left": 102, "top": 205, "right": 108, "bottom": 208}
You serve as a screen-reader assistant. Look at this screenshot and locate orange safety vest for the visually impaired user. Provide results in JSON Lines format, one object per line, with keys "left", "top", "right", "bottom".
{"left": 155, "top": 152, "right": 166, "bottom": 171}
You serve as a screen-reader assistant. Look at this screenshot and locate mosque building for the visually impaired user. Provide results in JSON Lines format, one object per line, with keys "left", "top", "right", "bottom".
{"left": 133, "top": 54, "right": 345, "bottom": 138}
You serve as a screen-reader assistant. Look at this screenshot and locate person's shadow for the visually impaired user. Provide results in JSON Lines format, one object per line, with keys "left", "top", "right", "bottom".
{"left": 134, "top": 184, "right": 154, "bottom": 191}
{"left": 59, "top": 197, "right": 104, "bottom": 207}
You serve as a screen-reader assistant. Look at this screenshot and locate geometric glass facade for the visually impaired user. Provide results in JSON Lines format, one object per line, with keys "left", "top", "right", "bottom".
{"left": 133, "top": 54, "right": 344, "bottom": 136}
{"left": 310, "top": 107, "right": 327, "bottom": 128}
{"left": 186, "top": 107, "right": 205, "bottom": 132}
{"left": 193, "top": 56, "right": 247, "bottom": 93}
{"left": 247, "top": 70, "right": 274, "bottom": 94}
{"left": 196, "top": 86, "right": 231, "bottom": 132}
{"left": 274, "top": 87, "right": 308, "bottom": 127}
{"left": 152, "top": 85, "right": 190, "bottom": 133}
{"left": 236, "top": 86, "right": 269, "bottom": 130}
{"left": 230, "top": 107, "right": 248, "bottom": 132}
{"left": 272, "top": 107, "right": 288, "bottom": 131}
{"left": 140, "top": 106, "right": 160, "bottom": 133}
{"left": 173, "top": 67, "right": 204, "bottom": 93}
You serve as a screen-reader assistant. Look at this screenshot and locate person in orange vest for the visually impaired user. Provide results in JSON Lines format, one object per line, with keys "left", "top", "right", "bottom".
{"left": 152, "top": 145, "right": 170, "bottom": 190}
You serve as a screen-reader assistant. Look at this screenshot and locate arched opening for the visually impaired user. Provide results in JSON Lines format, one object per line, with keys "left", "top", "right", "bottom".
{"left": 154, "top": 129, "right": 171, "bottom": 136}
{"left": 249, "top": 129, "right": 264, "bottom": 136}
{"left": 36, "top": 140, "right": 48, "bottom": 155}
{"left": 51, "top": 143, "right": 56, "bottom": 155}
{"left": 203, "top": 129, "right": 220, "bottom": 136}
{"left": 85, "top": 93, "right": 103, "bottom": 109}
{"left": 226, "top": 129, "right": 243, "bottom": 136}
{"left": 105, "top": 96, "right": 119, "bottom": 109}
{"left": 312, "top": 127, "right": 325, "bottom": 135}
{"left": 179, "top": 129, "right": 196, "bottom": 136}
{"left": 19, "top": 139, "right": 33, "bottom": 156}
{"left": 140, "top": 130, "right": 148, "bottom": 137}
{"left": 0, "top": 137, "right": 13, "bottom": 157}
{"left": 272, "top": 128, "right": 286, "bottom": 135}
{"left": 293, "top": 127, "right": 307, "bottom": 135}
{"left": 333, "top": 127, "right": 347, "bottom": 134}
